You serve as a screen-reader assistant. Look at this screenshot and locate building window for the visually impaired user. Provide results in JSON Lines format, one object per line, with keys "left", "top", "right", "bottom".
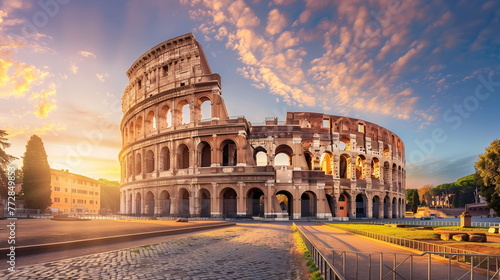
{"left": 65, "top": 198, "right": 68, "bottom": 203}
{"left": 54, "top": 197, "right": 60, "bottom": 202}
{"left": 65, "top": 188, "right": 68, "bottom": 192}
{"left": 54, "top": 187, "right": 61, "bottom": 191}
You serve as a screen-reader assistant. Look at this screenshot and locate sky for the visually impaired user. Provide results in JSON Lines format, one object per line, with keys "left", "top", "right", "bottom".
{"left": 1, "top": 0, "right": 499, "bottom": 188}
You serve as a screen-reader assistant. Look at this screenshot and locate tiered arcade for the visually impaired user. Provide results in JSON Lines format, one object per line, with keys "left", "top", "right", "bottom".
{"left": 119, "top": 33, "right": 406, "bottom": 220}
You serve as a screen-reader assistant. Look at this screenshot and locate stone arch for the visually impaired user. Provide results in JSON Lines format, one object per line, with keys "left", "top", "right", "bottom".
{"left": 276, "top": 190, "right": 293, "bottom": 218}
{"left": 326, "top": 193, "right": 336, "bottom": 217}
{"left": 159, "top": 105, "right": 172, "bottom": 129}
{"left": 199, "top": 188, "right": 211, "bottom": 217}
{"left": 199, "top": 96, "right": 212, "bottom": 121}
{"left": 254, "top": 146, "right": 268, "bottom": 166}
{"left": 338, "top": 193, "right": 349, "bottom": 217}
{"left": 221, "top": 139, "right": 237, "bottom": 166}
{"left": 221, "top": 187, "right": 237, "bottom": 218}
{"left": 247, "top": 187, "right": 265, "bottom": 217}
{"left": 355, "top": 193, "right": 367, "bottom": 218}
{"left": 383, "top": 161, "right": 391, "bottom": 184}
{"left": 372, "top": 195, "right": 380, "bottom": 219}
{"left": 178, "top": 99, "right": 190, "bottom": 125}
{"left": 177, "top": 144, "right": 190, "bottom": 169}
{"left": 371, "top": 157, "right": 380, "bottom": 178}
{"left": 128, "top": 121, "right": 134, "bottom": 142}
{"left": 320, "top": 152, "right": 333, "bottom": 175}
{"left": 145, "top": 110, "right": 155, "bottom": 134}
{"left": 356, "top": 155, "right": 366, "bottom": 179}
{"left": 179, "top": 188, "right": 190, "bottom": 217}
{"left": 145, "top": 191, "right": 155, "bottom": 215}
{"left": 127, "top": 153, "right": 134, "bottom": 178}
{"left": 135, "top": 192, "right": 142, "bottom": 215}
{"left": 145, "top": 150, "right": 154, "bottom": 173}
{"left": 128, "top": 193, "right": 132, "bottom": 214}
{"left": 274, "top": 144, "right": 293, "bottom": 166}
{"left": 304, "top": 151, "right": 313, "bottom": 170}
{"left": 160, "top": 147, "right": 170, "bottom": 171}
{"left": 339, "top": 137, "right": 350, "bottom": 151}
{"left": 384, "top": 195, "right": 390, "bottom": 218}
{"left": 197, "top": 141, "right": 211, "bottom": 167}
{"left": 135, "top": 152, "right": 142, "bottom": 175}
{"left": 339, "top": 154, "right": 350, "bottom": 179}
{"left": 301, "top": 191, "right": 317, "bottom": 218}
{"left": 159, "top": 190, "right": 171, "bottom": 216}
{"left": 136, "top": 116, "right": 143, "bottom": 138}
{"left": 392, "top": 197, "right": 397, "bottom": 218}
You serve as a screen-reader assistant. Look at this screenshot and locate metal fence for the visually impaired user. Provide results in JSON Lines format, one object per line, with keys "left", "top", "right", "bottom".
{"left": 356, "top": 220, "right": 500, "bottom": 228}
{"left": 293, "top": 223, "right": 345, "bottom": 280}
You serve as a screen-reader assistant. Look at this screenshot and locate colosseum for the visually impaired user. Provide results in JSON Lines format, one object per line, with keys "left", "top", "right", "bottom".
{"left": 119, "top": 33, "right": 406, "bottom": 220}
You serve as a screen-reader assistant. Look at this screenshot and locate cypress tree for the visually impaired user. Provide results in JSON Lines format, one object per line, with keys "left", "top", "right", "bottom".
{"left": 22, "top": 135, "right": 51, "bottom": 211}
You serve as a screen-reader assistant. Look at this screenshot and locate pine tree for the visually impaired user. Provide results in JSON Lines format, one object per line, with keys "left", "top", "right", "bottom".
{"left": 0, "top": 130, "right": 17, "bottom": 197}
{"left": 22, "top": 135, "right": 52, "bottom": 211}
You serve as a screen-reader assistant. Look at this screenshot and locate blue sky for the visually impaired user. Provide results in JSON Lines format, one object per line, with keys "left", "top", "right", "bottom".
{"left": 1, "top": 0, "right": 499, "bottom": 187}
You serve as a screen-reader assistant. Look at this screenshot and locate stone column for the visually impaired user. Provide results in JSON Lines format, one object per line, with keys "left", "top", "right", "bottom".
{"left": 211, "top": 183, "right": 220, "bottom": 218}
{"left": 237, "top": 182, "right": 246, "bottom": 217}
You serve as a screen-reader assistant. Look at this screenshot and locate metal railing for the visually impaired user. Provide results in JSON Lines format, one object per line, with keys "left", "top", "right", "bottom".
{"left": 331, "top": 249, "right": 500, "bottom": 280}
{"left": 357, "top": 220, "right": 500, "bottom": 228}
{"left": 293, "top": 223, "right": 345, "bottom": 280}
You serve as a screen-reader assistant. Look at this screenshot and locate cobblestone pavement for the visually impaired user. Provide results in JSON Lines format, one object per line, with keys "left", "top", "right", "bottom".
{"left": 1, "top": 223, "right": 303, "bottom": 280}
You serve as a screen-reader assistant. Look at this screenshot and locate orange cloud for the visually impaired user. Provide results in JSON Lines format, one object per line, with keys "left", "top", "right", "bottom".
{"left": 79, "top": 51, "right": 96, "bottom": 58}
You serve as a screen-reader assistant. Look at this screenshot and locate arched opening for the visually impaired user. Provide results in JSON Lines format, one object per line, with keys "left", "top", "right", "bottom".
{"left": 339, "top": 137, "right": 350, "bottom": 151}
{"left": 392, "top": 197, "right": 397, "bottom": 218}
{"left": 372, "top": 196, "right": 380, "bottom": 219}
{"left": 247, "top": 188, "right": 265, "bottom": 217}
{"left": 304, "top": 152, "right": 313, "bottom": 170}
{"left": 221, "top": 140, "right": 237, "bottom": 166}
{"left": 338, "top": 194, "right": 349, "bottom": 217}
{"left": 127, "top": 154, "right": 133, "bottom": 178}
{"left": 276, "top": 191, "right": 293, "bottom": 218}
{"left": 383, "top": 162, "right": 390, "bottom": 184}
{"left": 179, "top": 100, "right": 190, "bottom": 125}
{"left": 179, "top": 188, "right": 190, "bottom": 218}
{"left": 145, "top": 150, "right": 154, "bottom": 173}
{"left": 160, "top": 147, "right": 170, "bottom": 171}
{"left": 178, "top": 144, "right": 190, "bottom": 169}
{"left": 274, "top": 145, "right": 293, "bottom": 166}
{"left": 199, "top": 97, "right": 212, "bottom": 121}
{"left": 135, "top": 116, "right": 143, "bottom": 138}
{"left": 128, "top": 193, "right": 132, "bottom": 214}
{"left": 198, "top": 142, "right": 211, "bottom": 167}
{"left": 199, "top": 188, "right": 211, "bottom": 217}
{"left": 221, "top": 188, "right": 237, "bottom": 218}
{"left": 384, "top": 196, "right": 390, "bottom": 218}
{"left": 356, "top": 155, "right": 366, "bottom": 179}
{"left": 145, "top": 111, "right": 155, "bottom": 134}
{"left": 135, "top": 153, "right": 142, "bottom": 175}
{"left": 371, "top": 158, "right": 380, "bottom": 178}
{"left": 320, "top": 152, "right": 333, "bottom": 174}
{"left": 159, "top": 190, "right": 170, "bottom": 216}
{"left": 355, "top": 194, "right": 366, "bottom": 218}
{"left": 160, "top": 105, "right": 171, "bottom": 129}
{"left": 128, "top": 121, "right": 134, "bottom": 142}
{"left": 145, "top": 191, "right": 155, "bottom": 216}
{"left": 254, "top": 147, "right": 268, "bottom": 166}
{"left": 326, "top": 194, "right": 336, "bottom": 217}
{"left": 135, "top": 193, "right": 142, "bottom": 215}
{"left": 339, "top": 154, "right": 350, "bottom": 179}
{"left": 301, "top": 191, "right": 317, "bottom": 218}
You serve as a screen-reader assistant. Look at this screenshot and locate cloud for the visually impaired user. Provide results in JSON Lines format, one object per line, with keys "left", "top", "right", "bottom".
{"left": 30, "top": 82, "right": 57, "bottom": 118}
{"left": 79, "top": 51, "right": 96, "bottom": 58}
{"left": 266, "top": 9, "right": 287, "bottom": 35}
{"left": 69, "top": 64, "right": 78, "bottom": 74}
{"left": 5, "top": 122, "right": 66, "bottom": 138}
{"left": 96, "top": 73, "right": 109, "bottom": 82}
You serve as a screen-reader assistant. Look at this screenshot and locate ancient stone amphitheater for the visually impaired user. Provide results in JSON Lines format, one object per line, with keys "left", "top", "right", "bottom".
{"left": 119, "top": 33, "right": 406, "bottom": 220}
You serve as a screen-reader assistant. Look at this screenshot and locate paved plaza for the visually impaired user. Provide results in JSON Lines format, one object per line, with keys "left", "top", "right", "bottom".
{"left": 0, "top": 223, "right": 304, "bottom": 280}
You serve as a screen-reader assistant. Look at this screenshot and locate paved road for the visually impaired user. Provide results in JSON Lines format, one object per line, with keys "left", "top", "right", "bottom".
{"left": 296, "top": 222, "right": 478, "bottom": 280}
{"left": 0, "top": 222, "right": 305, "bottom": 280}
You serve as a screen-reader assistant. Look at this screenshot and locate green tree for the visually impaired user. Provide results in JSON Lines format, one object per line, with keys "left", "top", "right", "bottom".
{"left": 475, "top": 139, "right": 500, "bottom": 215}
{"left": 22, "top": 135, "right": 51, "bottom": 211}
{"left": 405, "top": 189, "right": 419, "bottom": 213}
{"left": 98, "top": 178, "right": 120, "bottom": 213}
{"left": 0, "top": 130, "right": 17, "bottom": 198}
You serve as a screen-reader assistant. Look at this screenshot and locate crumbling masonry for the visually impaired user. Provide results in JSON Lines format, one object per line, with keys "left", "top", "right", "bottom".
{"left": 119, "top": 33, "right": 406, "bottom": 220}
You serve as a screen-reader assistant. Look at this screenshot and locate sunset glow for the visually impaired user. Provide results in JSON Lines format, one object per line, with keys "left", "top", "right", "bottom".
{"left": 1, "top": 0, "right": 499, "bottom": 186}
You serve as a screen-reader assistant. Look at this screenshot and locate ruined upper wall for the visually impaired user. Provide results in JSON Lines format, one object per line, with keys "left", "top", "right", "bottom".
{"left": 122, "top": 33, "right": 221, "bottom": 113}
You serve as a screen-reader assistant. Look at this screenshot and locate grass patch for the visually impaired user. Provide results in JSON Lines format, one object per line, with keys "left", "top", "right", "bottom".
{"left": 292, "top": 226, "right": 324, "bottom": 280}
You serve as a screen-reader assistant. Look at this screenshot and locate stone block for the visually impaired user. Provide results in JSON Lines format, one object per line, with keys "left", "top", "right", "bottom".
{"left": 452, "top": 234, "right": 469, "bottom": 241}
{"left": 440, "top": 233, "right": 452, "bottom": 241}
{"left": 469, "top": 233, "right": 487, "bottom": 242}
{"left": 488, "top": 227, "right": 500, "bottom": 234}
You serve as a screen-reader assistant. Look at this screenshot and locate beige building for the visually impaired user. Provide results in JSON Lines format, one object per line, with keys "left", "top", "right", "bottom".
{"left": 119, "top": 33, "right": 406, "bottom": 220}
{"left": 50, "top": 169, "right": 101, "bottom": 214}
